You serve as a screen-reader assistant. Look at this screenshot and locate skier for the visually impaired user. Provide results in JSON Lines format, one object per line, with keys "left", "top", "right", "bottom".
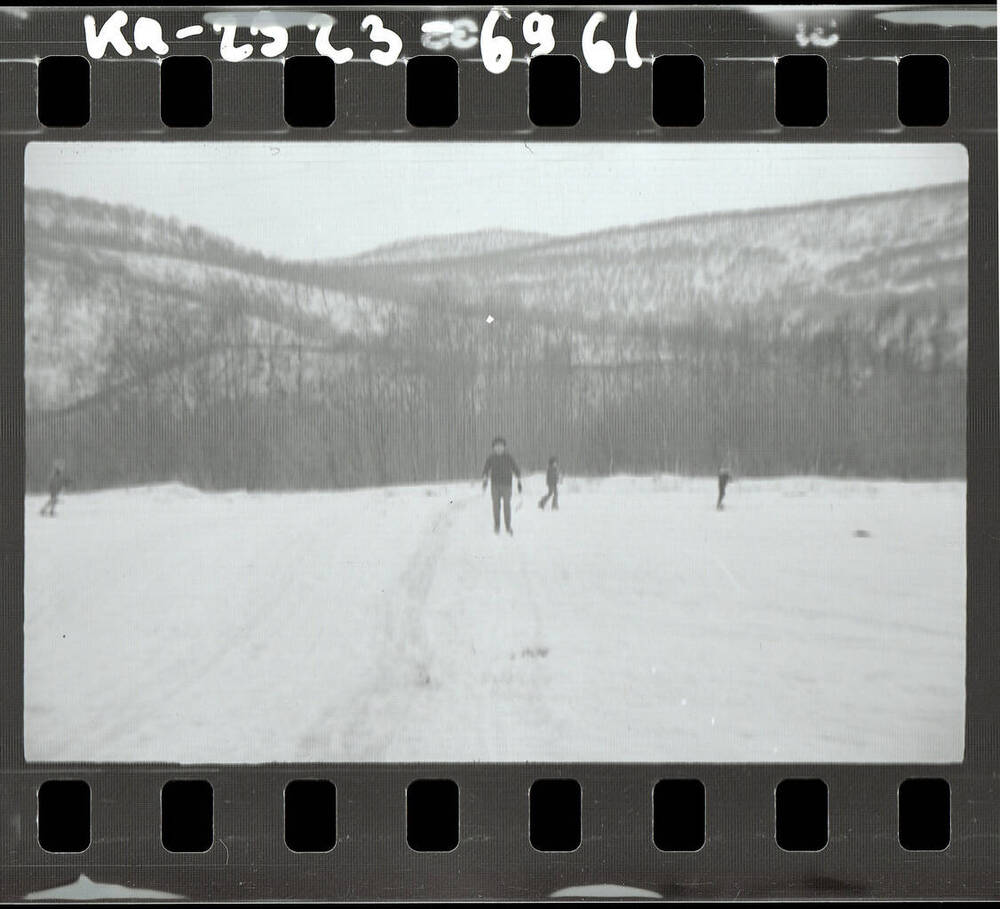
{"left": 716, "top": 467, "right": 731, "bottom": 511}
{"left": 39, "top": 462, "right": 71, "bottom": 517}
{"left": 538, "top": 455, "right": 560, "bottom": 511}
{"left": 482, "top": 436, "right": 522, "bottom": 535}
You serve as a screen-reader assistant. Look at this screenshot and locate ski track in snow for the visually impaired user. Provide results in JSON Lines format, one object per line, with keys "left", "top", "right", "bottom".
{"left": 23, "top": 476, "right": 966, "bottom": 763}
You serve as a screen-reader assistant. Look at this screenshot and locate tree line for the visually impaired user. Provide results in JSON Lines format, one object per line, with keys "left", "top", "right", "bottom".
{"left": 25, "top": 283, "right": 965, "bottom": 492}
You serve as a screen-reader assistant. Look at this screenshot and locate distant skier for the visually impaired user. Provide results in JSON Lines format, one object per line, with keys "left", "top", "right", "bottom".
{"left": 538, "top": 455, "right": 560, "bottom": 511}
{"left": 716, "top": 467, "right": 731, "bottom": 511}
{"left": 482, "top": 436, "right": 522, "bottom": 535}
{"left": 39, "top": 462, "right": 71, "bottom": 517}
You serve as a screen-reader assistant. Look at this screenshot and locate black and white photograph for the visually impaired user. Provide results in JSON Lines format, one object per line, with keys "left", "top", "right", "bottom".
{"left": 24, "top": 141, "right": 967, "bottom": 763}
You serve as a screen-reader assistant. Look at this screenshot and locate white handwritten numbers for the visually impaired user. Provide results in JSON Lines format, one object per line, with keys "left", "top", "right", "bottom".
{"left": 83, "top": 9, "right": 647, "bottom": 74}
{"left": 523, "top": 12, "right": 555, "bottom": 59}
{"left": 480, "top": 8, "right": 514, "bottom": 75}
{"left": 484, "top": 9, "right": 644, "bottom": 74}
{"left": 83, "top": 10, "right": 401, "bottom": 65}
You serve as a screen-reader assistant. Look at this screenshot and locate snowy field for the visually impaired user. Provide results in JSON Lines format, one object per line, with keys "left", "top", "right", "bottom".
{"left": 24, "top": 475, "right": 965, "bottom": 763}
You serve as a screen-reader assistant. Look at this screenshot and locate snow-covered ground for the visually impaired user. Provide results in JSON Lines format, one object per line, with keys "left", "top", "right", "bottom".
{"left": 24, "top": 475, "right": 965, "bottom": 763}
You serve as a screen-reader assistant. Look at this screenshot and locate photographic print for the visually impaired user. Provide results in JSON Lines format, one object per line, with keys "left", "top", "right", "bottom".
{"left": 23, "top": 142, "right": 967, "bottom": 762}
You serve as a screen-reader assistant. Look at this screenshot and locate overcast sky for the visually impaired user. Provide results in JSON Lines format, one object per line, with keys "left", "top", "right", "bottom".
{"left": 26, "top": 142, "right": 967, "bottom": 261}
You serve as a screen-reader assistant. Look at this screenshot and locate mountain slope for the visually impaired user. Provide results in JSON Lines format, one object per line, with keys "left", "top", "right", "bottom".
{"left": 25, "top": 181, "right": 967, "bottom": 412}
{"left": 344, "top": 228, "right": 552, "bottom": 265}
{"left": 344, "top": 181, "right": 967, "bottom": 322}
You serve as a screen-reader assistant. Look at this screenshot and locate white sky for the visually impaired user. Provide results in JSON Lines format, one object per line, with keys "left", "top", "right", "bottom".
{"left": 25, "top": 142, "right": 967, "bottom": 261}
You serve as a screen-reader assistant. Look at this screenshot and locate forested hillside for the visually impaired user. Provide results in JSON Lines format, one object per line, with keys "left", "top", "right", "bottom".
{"left": 25, "top": 182, "right": 967, "bottom": 491}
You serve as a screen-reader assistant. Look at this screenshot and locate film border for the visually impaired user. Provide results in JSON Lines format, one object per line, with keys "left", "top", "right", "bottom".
{"left": 0, "top": 5, "right": 996, "bottom": 902}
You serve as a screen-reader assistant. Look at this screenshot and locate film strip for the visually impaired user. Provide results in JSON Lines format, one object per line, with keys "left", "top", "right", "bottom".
{"left": 1, "top": 4, "right": 997, "bottom": 902}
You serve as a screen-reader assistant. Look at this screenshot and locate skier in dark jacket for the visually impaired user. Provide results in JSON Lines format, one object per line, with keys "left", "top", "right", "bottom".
{"left": 538, "top": 455, "right": 560, "bottom": 511}
{"left": 39, "top": 463, "right": 70, "bottom": 517}
{"left": 482, "top": 436, "right": 522, "bottom": 535}
{"left": 716, "top": 467, "right": 731, "bottom": 510}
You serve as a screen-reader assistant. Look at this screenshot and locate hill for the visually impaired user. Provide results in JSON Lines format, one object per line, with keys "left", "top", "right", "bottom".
{"left": 344, "top": 228, "right": 552, "bottom": 265}
{"left": 341, "top": 182, "right": 967, "bottom": 327}
{"left": 25, "top": 182, "right": 968, "bottom": 488}
{"left": 26, "top": 181, "right": 967, "bottom": 411}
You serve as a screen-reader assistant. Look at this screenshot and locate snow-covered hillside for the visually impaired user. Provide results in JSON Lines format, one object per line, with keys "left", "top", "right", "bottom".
{"left": 345, "top": 228, "right": 552, "bottom": 265}
{"left": 25, "top": 182, "right": 968, "bottom": 412}
{"left": 24, "top": 475, "right": 965, "bottom": 763}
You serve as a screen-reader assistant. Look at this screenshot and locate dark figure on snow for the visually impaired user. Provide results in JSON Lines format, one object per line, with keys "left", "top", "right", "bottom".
{"left": 482, "top": 436, "right": 522, "bottom": 535}
{"left": 717, "top": 468, "right": 731, "bottom": 511}
{"left": 538, "top": 456, "right": 560, "bottom": 511}
{"left": 39, "top": 463, "right": 70, "bottom": 517}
